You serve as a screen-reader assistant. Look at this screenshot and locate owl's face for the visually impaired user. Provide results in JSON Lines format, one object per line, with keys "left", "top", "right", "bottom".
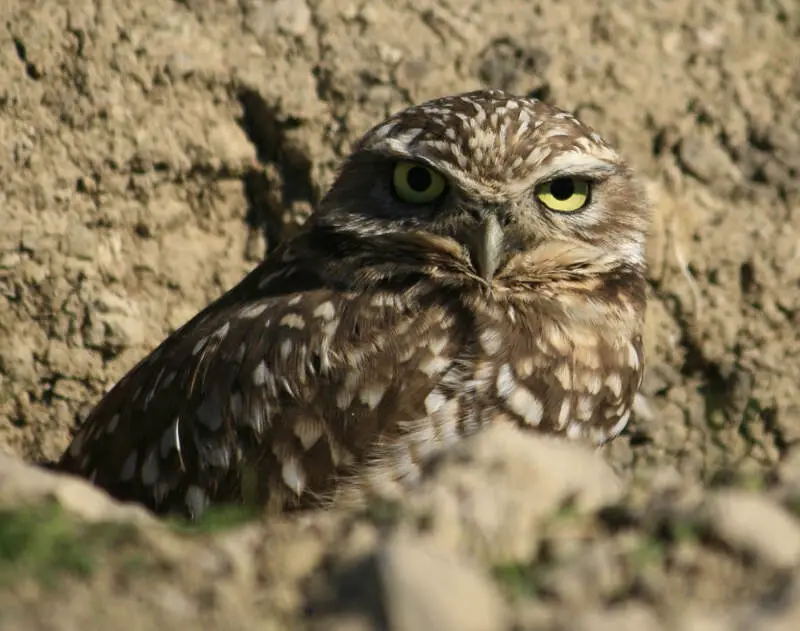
{"left": 315, "top": 89, "right": 648, "bottom": 285}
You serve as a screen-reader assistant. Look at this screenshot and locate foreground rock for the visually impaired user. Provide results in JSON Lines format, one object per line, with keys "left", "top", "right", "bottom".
{"left": 379, "top": 535, "right": 509, "bottom": 631}
{"left": 0, "top": 453, "right": 155, "bottom": 526}
{"left": 394, "top": 424, "right": 624, "bottom": 564}
{"left": 2, "top": 423, "right": 800, "bottom": 630}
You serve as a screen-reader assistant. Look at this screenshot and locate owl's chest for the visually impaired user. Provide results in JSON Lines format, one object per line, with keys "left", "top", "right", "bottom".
{"left": 432, "top": 296, "right": 644, "bottom": 445}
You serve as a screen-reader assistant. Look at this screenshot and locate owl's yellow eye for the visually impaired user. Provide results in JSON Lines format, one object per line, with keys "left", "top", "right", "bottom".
{"left": 535, "top": 177, "right": 591, "bottom": 213}
{"left": 392, "top": 161, "right": 447, "bottom": 204}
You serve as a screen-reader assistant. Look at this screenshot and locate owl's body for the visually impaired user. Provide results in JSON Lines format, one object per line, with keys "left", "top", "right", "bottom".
{"left": 58, "top": 90, "right": 649, "bottom": 519}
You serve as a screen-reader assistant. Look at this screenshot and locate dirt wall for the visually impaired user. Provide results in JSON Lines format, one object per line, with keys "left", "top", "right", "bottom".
{"left": 1, "top": 1, "right": 800, "bottom": 629}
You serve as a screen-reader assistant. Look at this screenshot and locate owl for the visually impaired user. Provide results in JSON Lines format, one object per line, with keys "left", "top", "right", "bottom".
{"left": 57, "top": 89, "right": 649, "bottom": 520}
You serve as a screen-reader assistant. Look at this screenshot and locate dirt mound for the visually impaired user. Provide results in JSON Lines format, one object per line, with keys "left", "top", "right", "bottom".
{"left": 1, "top": 0, "right": 800, "bottom": 628}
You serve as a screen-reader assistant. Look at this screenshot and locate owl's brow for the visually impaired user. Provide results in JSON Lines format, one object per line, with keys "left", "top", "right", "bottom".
{"left": 358, "top": 142, "right": 445, "bottom": 173}
{"left": 534, "top": 153, "right": 619, "bottom": 182}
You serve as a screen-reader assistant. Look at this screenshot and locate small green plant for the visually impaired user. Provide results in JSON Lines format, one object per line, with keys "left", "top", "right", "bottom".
{"left": 492, "top": 562, "right": 545, "bottom": 598}
{"left": 362, "top": 496, "right": 405, "bottom": 528}
{"left": 786, "top": 496, "right": 800, "bottom": 518}
{"left": 629, "top": 536, "right": 665, "bottom": 570}
{"left": 0, "top": 502, "right": 126, "bottom": 587}
{"left": 166, "top": 503, "right": 262, "bottom": 535}
{"left": 670, "top": 517, "right": 703, "bottom": 544}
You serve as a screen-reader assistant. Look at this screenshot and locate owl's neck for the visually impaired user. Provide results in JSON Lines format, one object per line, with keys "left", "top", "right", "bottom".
{"left": 282, "top": 225, "right": 646, "bottom": 319}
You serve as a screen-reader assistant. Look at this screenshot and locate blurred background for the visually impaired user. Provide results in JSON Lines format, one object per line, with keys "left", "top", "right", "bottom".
{"left": 1, "top": 0, "right": 799, "bottom": 629}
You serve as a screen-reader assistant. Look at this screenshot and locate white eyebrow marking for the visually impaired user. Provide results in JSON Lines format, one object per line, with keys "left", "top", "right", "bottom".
{"left": 367, "top": 128, "right": 424, "bottom": 155}
{"left": 535, "top": 153, "right": 617, "bottom": 182}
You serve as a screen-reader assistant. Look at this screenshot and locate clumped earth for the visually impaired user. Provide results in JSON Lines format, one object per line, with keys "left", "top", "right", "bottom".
{"left": 2, "top": 0, "right": 800, "bottom": 629}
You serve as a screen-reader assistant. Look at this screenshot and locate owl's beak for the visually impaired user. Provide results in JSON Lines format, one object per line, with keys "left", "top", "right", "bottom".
{"left": 472, "top": 213, "right": 505, "bottom": 281}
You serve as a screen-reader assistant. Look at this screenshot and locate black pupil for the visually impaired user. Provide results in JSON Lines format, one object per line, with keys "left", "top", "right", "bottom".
{"left": 549, "top": 178, "right": 575, "bottom": 200}
{"left": 407, "top": 166, "right": 432, "bottom": 192}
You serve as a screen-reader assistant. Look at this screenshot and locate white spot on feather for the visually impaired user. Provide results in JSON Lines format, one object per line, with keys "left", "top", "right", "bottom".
{"left": 583, "top": 372, "right": 603, "bottom": 395}
{"left": 106, "top": 413, "right": 121, "bottom": 434}
{"left": 294, "top": 418, "right": 324, "bottom": 450}
{"left": 141, "top": 450, "right": 159, "bottom": 486}
{"left": 566, "top": 422, "right": 584, "bottom": 440}
{"left": 192, "top": 336, "right": 208, "bottom": 356}
{"left": 557, "top": 399, "right": 571, "bottom": 430}
{"left": 605, "top": 373, "right": 623, "bottom": 398}
{"left": 206, "top": 445, "right": 231, "bottom": 469}
{"left": 508, "top": 386, "right": 544, "bottom": 427}
{"left": 428, "top": 336, "right": 448, "bottom": 356}
{"left": 607, "top": 410, "right": 631, "bottom": 440}
{"left": 576, "top": 395, "right": 594, "bottom": 421}
{"left": 239, "top": 303, "right": 268, "bottom": 319}
{"left": 328, "top": 437, "right": 355, "bottom": 467}
{"left": 547, "top": 325, "right": 571, "bottom": 354}
{"left": 424, "top": 389, "right": 447, "bottom": 415}
{"left": 496, "top": 364, "right": 515, "bottom": 398}
{"left": 408, "top": 424, "right": 438, "bottom": 462}
{"left": 230, "top": 392, "right": 243, "bottom": 418}
{"left": 68, "top": 432, "right": 85, "bottom": 457}
{"left": 213, "top": 322, "right": 230, "bottom": 340}
{"left": 280, "top": 313, "right": 305, "bottom": 329}
{"left": 496, "top": 364, "right": 543, "bottom": 426}
{"left": 336, "top": 373, "right": 359, "bottom": 410}
{"left": 418, "top": 354, "right": 450, "bottom": 377}
{"left": 258, "top": 270, "right": 287, "bottom": 289}
{"left": 516, "top": 357, "right": 534, "bottom": 379}
{"left": 185, "top": 485, "right": 208, "bottom": 517}
{"left": 196, "top": 390, "right": 224, "bottom": 430}
{"left": 281, "top": 458, "right": 306, "bottom": 496}
{"left": 433, "top": 399, "right": 460, "bottom": 447}
{"left": 162, "top": 371, "right": 177, "bottom": 389}
{"left": 359, "top": 382, "right": 387, "bottom": 410}
{"left": 253, "top": 360, "right": 270, "bottom": 387}
{"left": 479, "top": 328, "right": 503, "bottom": 355}
{"left": 554, "top": 363, "right": 572, "bottom": 390}
{"left": 120, "top": 452, "right": 137, "bottom": 481}
{"left": 392, "top": 449, "right": 420, "bottom": 482}
{"left": 627, "top": 343, "right": 640, "bottom": 369}
{"left": 314, "top": 300, "right": 336, "bottom": 321}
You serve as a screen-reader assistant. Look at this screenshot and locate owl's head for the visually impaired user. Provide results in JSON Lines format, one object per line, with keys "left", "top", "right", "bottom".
{"left": 313, "top": 89, "right": 650, "bottom": 285}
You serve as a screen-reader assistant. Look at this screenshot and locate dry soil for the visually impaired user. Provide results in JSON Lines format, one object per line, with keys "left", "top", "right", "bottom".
{"left": 2, "top": 0, "right": 800, "bottom": 629}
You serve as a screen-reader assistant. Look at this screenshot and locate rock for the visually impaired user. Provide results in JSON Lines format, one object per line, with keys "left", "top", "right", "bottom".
{"left": 84, "top": 289, "right": 147, "bottom": 351}
{"left": 0, "top": 332, "right": 39, "bottom": 385}
{"left": 700, "top": 491, "right": 800, "bottom": 569}
{"left": 570, "top": 605, "right": 664, "bottom": 631}
{"left": 675, "top": 610, "right": 734, "bottom": 631}
{"left": 0, "top": 453, "right": 155, "bottom": 526}
{"left": 207, "top": 120, "right": 257, "bottom": 172}
{"left": 244, "top": 0, "right": 312, "bottom": 39}
{"left": 62, "top": 223, "right": 99, "bottom": 261}
{"left": 46, "top": 340, "right": 101, "bottom": 380}
{"left": 378, "top": 535, "right": 509, "bottom": 631}
{"left": 677, "top": 131, "right": 741, "bottom": 184}
{"left": 743, "top": 575, "right": 800, "bottom": 631}
{"left": 402, "top": 424, "right": 623, "bottom": 563}
{"left": 777, "top": 446, "right": 800, "bottom": 488}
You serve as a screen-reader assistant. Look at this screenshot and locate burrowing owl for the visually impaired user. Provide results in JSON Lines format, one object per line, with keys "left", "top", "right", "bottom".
{"left": 58, "top": 89, "right": 649, "bottom": 519}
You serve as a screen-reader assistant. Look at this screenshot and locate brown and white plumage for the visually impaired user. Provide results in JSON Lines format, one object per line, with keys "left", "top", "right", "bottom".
{"left": 57, "top": 89, "right": 650, "bottom": 519}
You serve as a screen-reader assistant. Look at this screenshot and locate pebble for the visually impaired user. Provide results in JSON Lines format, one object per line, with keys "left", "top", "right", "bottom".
{"left": 402, "top": 424, "right": 623, "bottom": 563}
{"left": 378, "top": 535, "right": 509, "bottom": 631}
{"left": 245, "top": 0, "right": 311, "bottom": 38}
{"left": 701, "top": 490, "right": 800, "bottom": 569}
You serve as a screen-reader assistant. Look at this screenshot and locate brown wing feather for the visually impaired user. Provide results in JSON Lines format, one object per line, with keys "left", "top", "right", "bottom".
{"left": 57, "top": 245, "right": 465, "bottom": 518}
